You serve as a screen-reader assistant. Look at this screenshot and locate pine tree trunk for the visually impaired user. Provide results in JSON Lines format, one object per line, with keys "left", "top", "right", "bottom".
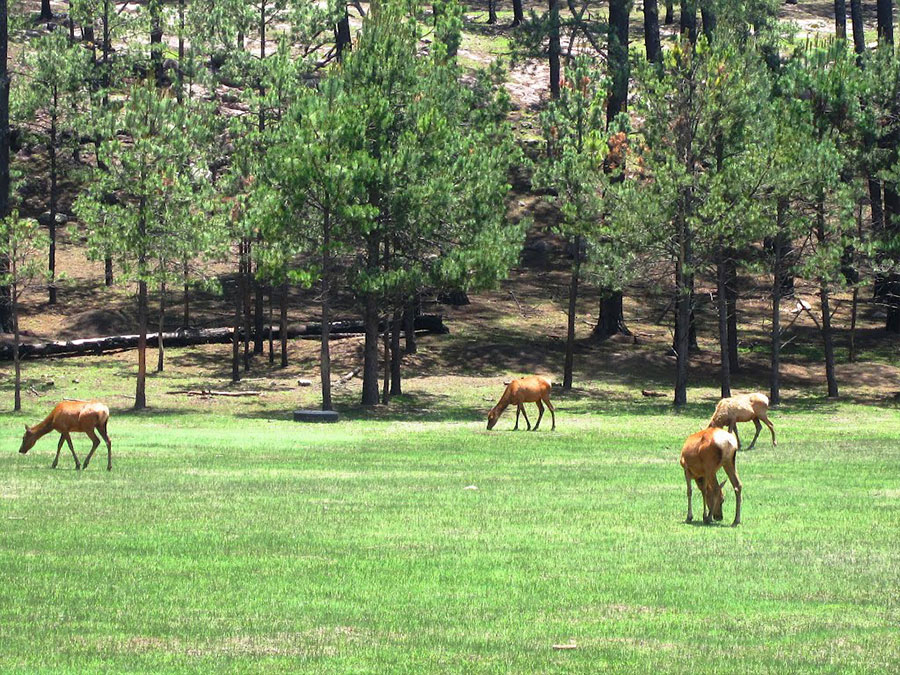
{"left": 664, "top": 0, "right": 674, "bottom": 24}
{"left": 548, "top": 0, "right": 561, "bottom": 99}
{"left": 877, "top": 0, "right": 894, "bottom": 44}
{"left": 242, "top": 241, "right": 251, "bottom": 371}
{"left": 680, "top": 0, "right": 698, "bottom": 44}
{"left": 643, "top": 0, "right": 662, "bottom": 62}
{"left": 834, "top": 0, "right": 847, "bottom": 39}
{"left": 512, "top": 0, "right": 524, "bottom": 25}
{"left": 150, "top": 0, "right": 164, "bottom": 85}
{"left": 361, "top": 238, "right": 381, "bottom": 406}
{"left": 700, "top": 0, "right": 716, "bottom": 41}
{"left": 253, "top": 276, "right": 264, "bottom": 354}
{"left": 280, "top": 281, "right": 288, "bottom": 368}
{"left": 563, "top": 235, "right": 581, "bottom": 391}
{"left": 157, "top": 281, "right": 166, "bottom": 372}
{"left": 381, "top": 318, "right": 390, "bottom": 405}
{"left": 488, "top": 0, "right": 498, "bottom": 23}
{"left": 716, "top": 254, "right": 731, "bottom": 399}
{"left": 105, "top": 256, "right": 113, "bottom": 286}
{"left": 816, "top": 197, "right": 839, "bottom": 398}
{"left": 726, "top": 257, "right": 739, "bottom": 372}
{"left": 770, "top": 200, "right": 786, "bottom": 406}
{"left": 268, "top": 289, "right": 274, "bottom": 365}
{"left": 849, "top": 286, "right": 859, "bottom": 363}
{"left": 850, "top": 0, "right": 865, "bottom": 53}
{"left": 41, "top": 0, "right": 53, "bottom": 21}
{"left": 135, "top": 280, "right": 148, "bottom": 409}
{"left": 177, "top": 0, "right": 185, "bottom": 102}
{"left": 0, "top": 0, "right": 13, "bottom": 335}
{"left": 13, "top": 278, "right": 20, "bottom": 411}
{"left": 182, "top": 258, "right": 190, "bottom": 326}
{"left": 321, "top": 211, "right": 333, "bottom": 411}
{"left": 594, "top": 292, "right": 630, "bottom": 339}
{"left": 608, "top": 0, "right": 630, "bottom": 125}
{"left": 335, "top": 10, "right": 351, "bottom": 62}
{"left": 49, "top": 100, "right": 58, "bottom": 305}
{"left": 674, "top": 213, "right": 692, "bottom": 407}
{"left": 404, "top": 298, "right": 417, "bottom": 353}
{"left": 233, "top": 258, "right": 242, "bottom": 383}
{"left": 390, "top": 310, "right": 402, "bottom": 396}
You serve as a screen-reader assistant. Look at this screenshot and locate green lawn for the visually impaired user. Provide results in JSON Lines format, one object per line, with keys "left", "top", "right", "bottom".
{"left": 1, "top": 367, "right": 898, "bottom": 672}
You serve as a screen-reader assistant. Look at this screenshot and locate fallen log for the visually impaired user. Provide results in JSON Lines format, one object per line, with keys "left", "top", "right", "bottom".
{"left": 174, "top": 390, "right": 262, "bottom": 397}
{"left": 0, "top": 314, "right": 448, "bottom": 361}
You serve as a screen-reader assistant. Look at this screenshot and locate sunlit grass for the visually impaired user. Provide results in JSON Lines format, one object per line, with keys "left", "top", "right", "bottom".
{"left": 0, "top": 358, "right": 898, "bottom": 672}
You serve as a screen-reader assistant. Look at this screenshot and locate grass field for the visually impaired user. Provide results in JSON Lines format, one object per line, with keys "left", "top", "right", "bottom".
{"left": 1, "top": 359, "right": 898, "bottom": 673}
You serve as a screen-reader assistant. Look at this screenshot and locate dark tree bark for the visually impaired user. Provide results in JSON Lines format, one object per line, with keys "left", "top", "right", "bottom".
{"left": 232, "top": 265, "right": 242, "bottom": 383}
{"left": 816, "top": 197, "right": 839, "bottom": 398}
{"left": 877, "top": 0, "right": 894, "bottom": 45}
{"left": 643, "top": 0, "right": 662, "bottom": 63}
{"left": 0, "top": 0, "right": 13, "bottom": 334}
{"left": 594, "top": 292, "right": 630, "bottom": 339}
{"left": 563, "top": 235, "right": 582, "bottom": 390}
{"left": 549, "top": 0, "right": 560, "bottom": 99}
{"left": 182, "top": 258, "right": 190, "bottom": 326}
{"left": 770, "top": 200, "right": 787, "bottom": 406}
{"left": 242, "top": 241, "right": 251, "bottom": 371}
{"left": 177, "top": 0, "right": 185, "bottom": 102}
{"left": 726, "top": 257, "right": 738, "bottom": 372}
{"left": 381, "top": 317, "right": 390, "bottom": 404}
{"left": 321, "top": 212, "right": 333, "bottom": 411}
{"left": 41, "top": 0, "right": 53, "bottom": 21}
{"left": 404, "top": 297, "right": 417, "bottom": 353}
{"left": 680, "top": 0, "right": 698, "bottom": 44}
{"left": 700, "top": 0, "right": 716, "bottom": 41}
{"left": 608, "top": 0, "right": 630, "bottom": 124}
{"left": 834, "top": 0, "right": 847, "bottom": 39}
{"left": 157, "top": 281, "right": 166, "bottom": 372}
{"left": 12, "top": 278, "right": 20, "bottom": 410}
{"left": 268, "top": 289, "right": 274, "bottom": 365}
{"left": 136, "top": 276, "right": 148, "bottom": 409}
{"left": 253, "top": 273, "right": 264, "bottom": 354}
{"left": 488, "top": 0, "right": 498, "bottom": 23}
{"left": 512, "top": 0, "right": 524, "bottom": 25}
{"left": 716, "top": 254, "right": 731, "bottom": 399}
{"left": 280, "top": 281, "right": 288, "bottom": 367}
{"left": 390, "top": 310, "right": 402, "bottom": 396}
{"left": 850, "top": 0, "right": 865, "bottom": 53}
{"left": 335, "top": 8, "right": 351, "bottom": 62}
{"left": 105, "top": 257, "right": 113, "bottom": 286}
{"left": 664, "top": 0, "right": 674, "bottom": 24}
{"left": 150, "top": 0, "right": 164, "bottom": 86}
{"left": 48, "top": 92, "right": 58, "bottom": 304}
{"left": 674, "top": 218, "right": 692, "bottom": 407}
{"left": 361, "top": 234, "right": 381, "bottom": 406}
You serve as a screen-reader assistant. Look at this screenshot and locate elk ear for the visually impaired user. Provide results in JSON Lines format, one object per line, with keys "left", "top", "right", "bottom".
{"left": 23, "top": 425, "right": 28, "bottom": 432}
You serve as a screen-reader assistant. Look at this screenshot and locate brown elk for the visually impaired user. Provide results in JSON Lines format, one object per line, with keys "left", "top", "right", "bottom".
{"left": 487, "top": 376, "right": 555, "bottom": 431}
{"left": 708, "top": 392, "right": 776, "bottom": 451}
{"left": 679, "top": 427, "right": 742, "bottom": 526}
{"left": 19, "top": 400, "right": 112, "bottom": 471}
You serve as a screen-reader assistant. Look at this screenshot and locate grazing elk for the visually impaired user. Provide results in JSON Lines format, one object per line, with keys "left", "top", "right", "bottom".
{"left": 680, "top": 427, "right": 742, "bottom": 526}
{"left": 708, "top": 392, "right": 776, "bottom": 451}
{"left": 19, "top": 400, "right": 112, "bottom": 471}
{"left": 487, "top": 376, "right": 556, "bottom": 431}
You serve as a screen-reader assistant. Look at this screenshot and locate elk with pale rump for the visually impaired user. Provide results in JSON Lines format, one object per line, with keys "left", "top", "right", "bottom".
{"left": 487, "top": 376, "right": 556, "bottom": 431}
{"left": 680, "top": 427, "right": 742, "bottom": 526}
{"left": 18, "top": 400, "right": 112, "bottom": 471}
{"left": 708, "top": 392, "right": 776, "bottom": 451}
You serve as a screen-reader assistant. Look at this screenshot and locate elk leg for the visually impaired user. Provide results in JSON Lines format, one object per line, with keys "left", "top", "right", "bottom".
{"left": 99, "top": 424, "right": 112, "bottom": 470}
{"left": 520, "top": 404, "right": 531, "bottom": 431}
{"left": 697, "top": 477, "right": 709, "bottom": 523}
{"left": 723, "top": 458, "right": 743, "bottom": 527}
{"left": 83, "top": 430, "right": 101, "bottom": 470}
{"left": 544, "top": 396, "right": 556, "bottom": 430}
{"left": 532, "top": 400, "right": 544, "bottom": 431}
{"left": 514, "top": 404, "right": 521, "bottom": 430}
{"left": 760, "top": 413, "right": 776, "bottom": 447}
{"left": 746, "top": 419, "right": 762, "bottom": 451}
{"left": 64, "top": 433, "right": 81, "bottom": 471}
{"left": 51, "top": 434, "right": 65, "bottom": 469}
{"left": 684, "top": 469, "right": 694, "bottom": 522}
{"left": 730, "top": 423, "right": 742, "bottom": 451}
